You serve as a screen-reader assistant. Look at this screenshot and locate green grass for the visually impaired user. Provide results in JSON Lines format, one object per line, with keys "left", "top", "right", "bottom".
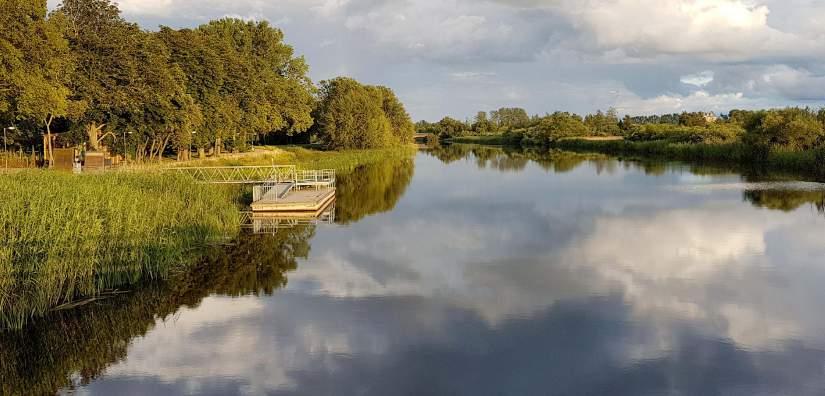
{"left": 0, "top": 146, "right": 418, "bottom": 329}
{"left": 446, "top": 135, "right": 507, "bottom": 145}
{"left": 179, "top": 145, "right": 418, "bottom": 174}
{"left": 553, "top": 139, "right": 825, "bottom": 180}
{"left": 0, "top": 171, "right": 240, "bottom": 329}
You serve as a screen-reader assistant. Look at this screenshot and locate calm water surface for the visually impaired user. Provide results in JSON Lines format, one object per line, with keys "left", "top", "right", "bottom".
{"left": 5, "top": 145, "right": 825, "bottom": 395}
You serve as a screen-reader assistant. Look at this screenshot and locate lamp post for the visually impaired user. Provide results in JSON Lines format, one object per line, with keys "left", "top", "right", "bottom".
{"left": 190, "top": 131, "right": 197, "bottom": 161}
{"left": 3, "top": 126, "right": 16, "bottom": 169}
{"left": 122, "top": 130, "right": 132, "bottom": 164}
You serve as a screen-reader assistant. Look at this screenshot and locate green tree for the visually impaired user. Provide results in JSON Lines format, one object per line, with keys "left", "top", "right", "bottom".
{"left": 584, "top": 108, "right": 620, "bottom": 136}
{"left": 198, "top": 19, "right": 314, "bottom": 152}
{"left": 472, "top": 111, "right": 493, "bottom": 134}
{"left": 744, "top": 108, "right": 825, "bottom": 152}
{"left": 0, "top": 0, "right": 75, "bottom": 165}
{"left": 490, "top": 107, "right": 529, "bottom": 130}
{"left": 436, "top": 116, "right": 468, "bottom": 139}
{"left": 679, "top": 111, "right": 709, "bottom": 127}
{"left": 313, "top": 77, "right": 392, "bottom": 149}
{"left": 524, "top": 112, "right": 589, "bottom": 144}
{"left": 370, "top": 85, "right": 414, "bottom": 145}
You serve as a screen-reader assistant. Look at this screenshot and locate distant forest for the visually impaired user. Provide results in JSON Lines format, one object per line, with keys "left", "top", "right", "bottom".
{"left": 418, "top": 106, "right": 825, "bottom": 155}
{"left": 0, "top": 0, "right": 414, "bottom": 164}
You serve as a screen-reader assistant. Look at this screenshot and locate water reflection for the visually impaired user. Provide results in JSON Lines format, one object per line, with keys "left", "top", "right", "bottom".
{"left": 6, "top": 146, "right": 825, "bottom": 395}
{"left": 745, "top": 189, "right": 825, "bottom": 213}
{"left": 0, "top": 227, "right": 313, "bottom": 396}
{"left": 335, "top": 157, "right": 415, "bottom": 224}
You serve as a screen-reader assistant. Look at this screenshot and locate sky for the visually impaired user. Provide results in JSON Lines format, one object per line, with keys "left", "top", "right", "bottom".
{"left": 49, "top": 0, "right": 825, "bottom": 121}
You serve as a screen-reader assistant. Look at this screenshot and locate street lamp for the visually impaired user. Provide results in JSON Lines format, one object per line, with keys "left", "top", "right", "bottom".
{"left": 190, "top": 131, "right": 197, "bottom": 161}
{"left": 3, "top": 126, "right": 16, "bottom": 169}
{"left": 122, "top": 130, "right": 132, "bottom": 164}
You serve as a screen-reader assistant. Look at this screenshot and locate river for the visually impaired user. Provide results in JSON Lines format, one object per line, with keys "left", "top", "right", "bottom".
{"left": 4, "top": 145, "right": 825, "bottom": 395}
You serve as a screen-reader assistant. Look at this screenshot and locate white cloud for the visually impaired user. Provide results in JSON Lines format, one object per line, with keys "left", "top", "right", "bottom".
{"left": 450, "top": 71, "right": 498, "bottom": 81}
{"left": 614, "top": 89, "right": 778, "bottom": 115}
{"left": 757, "top": 65, "right": 825, "bottom": 101}
{"left": 115, "top": 0, "right": 174, "bottom": 16}
{"left": 523, "top": 0, "right": 823, "bottom": 61}
{"left": 680, "top": 70, "right": 715, "bottom": 87}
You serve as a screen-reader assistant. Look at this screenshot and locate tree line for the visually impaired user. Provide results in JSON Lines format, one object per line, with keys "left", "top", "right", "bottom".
{"left": 418, "top": 106, "right": 825, "bottom": 155}
{"left": 0, "top": 0, "right": 414, "bottom": 165}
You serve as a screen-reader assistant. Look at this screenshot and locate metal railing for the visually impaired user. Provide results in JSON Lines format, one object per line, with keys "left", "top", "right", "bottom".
{"left": 169, "top": 165, "right": 298, "bottom": 184}
{"left": 252, "top": 181, "right": 295, "bottom": 202}
{"left": 297, "top": 169, "right": 336, "bottom": 188}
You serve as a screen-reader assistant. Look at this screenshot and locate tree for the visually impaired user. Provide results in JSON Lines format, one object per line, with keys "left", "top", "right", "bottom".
{"left": 313, "top": 77, "right": 393, "bottom": 149}
{"left": 1, "top": 0, "right": 75, "bottom": 165}
{"left": 744, "top": 108, "right": 825, "bottom": 152}
{"left": 619, "top": 114, "right": 635, "bottom": 132}
{"left": 524, "top": 112, "right": 589, "bottom": 144}
{"left": 157, "top": 27, "right": 225, "bottom": 158}
{"left": 472, "top": 111, "right": 493, "bottom": 134}
{"left": 584, "top": 108, "right": 620, "bottom": 136}
{"left": 679, "top": 111, "right": 709, "bottom": 127}
{"left": 58, "top": 0, "right": 189, "bottom": 161}
{"left": 436, "top": 117, "right": 468, "bottom": 139}
{"left": 490, "top": 107, "right": 529, "bottom": 130}
{"left": 198, "top": 19, "right": 314, "bottom": 152}
{"left": 370, "top": 86, "right": 414, "bottom": 145}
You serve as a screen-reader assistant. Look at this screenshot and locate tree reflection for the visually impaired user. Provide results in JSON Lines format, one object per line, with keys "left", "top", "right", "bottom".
{"left": 744, "top": 190, "right": 825, "bottom": 214}
{"left": 0, "top": 226, "right": 314, "bottom": 396}
{"left": 335, "top": 158, "right": 415, "bottom": 224}
{"left": 423, "top": 144, "right": 605, "bottom": 174}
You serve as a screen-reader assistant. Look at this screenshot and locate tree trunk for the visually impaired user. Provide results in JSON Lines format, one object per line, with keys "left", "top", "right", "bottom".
{"left": 198, "top": 147, "right": 206, "bottom": 159}
{"left": 215, "top": 137, "right": 222, "bottom": 157}
{"left": 159, "top": 135, "right": 171, "bottom": 160}
{"left": 87, "top": 122, "right": 105, "bottom": 152}
{"left": 45, "top": 115, "right": 54, "bottom": 168}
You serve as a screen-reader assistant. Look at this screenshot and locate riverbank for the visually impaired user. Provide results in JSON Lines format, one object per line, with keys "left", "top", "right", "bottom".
{"left": 552, "top": 139, "right": 825, "bottom": 180}
{"left": 179, "top": 145, "right": 417, "bottom": 174}
{"left": 0, "top": 172, "right": 240, "bottom": 330}
{"left": 445, "top": 135, "right": 508, "bottom": 145}
{"left": 0, "top": 146, "right": 417, "bottom": 329}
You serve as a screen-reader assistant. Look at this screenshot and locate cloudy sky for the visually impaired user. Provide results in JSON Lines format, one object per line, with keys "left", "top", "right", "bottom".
{"left": 53, "top": 0, "right": 825, "bottom": 121}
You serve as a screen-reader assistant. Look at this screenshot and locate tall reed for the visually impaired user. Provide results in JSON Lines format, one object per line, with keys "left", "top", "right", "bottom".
{"left": 0, "top": 171, "right": 239, "bottom": 329}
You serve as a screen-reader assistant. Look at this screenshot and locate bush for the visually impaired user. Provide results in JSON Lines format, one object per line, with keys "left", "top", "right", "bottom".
{"left": 627, "top": 123, "right": 744, "bottom": 144}
{"left": 743, "top": 108, "right": 825, "bottom": 151}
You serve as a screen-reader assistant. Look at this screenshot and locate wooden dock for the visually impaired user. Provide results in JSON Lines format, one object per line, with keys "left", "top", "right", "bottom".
{"left": 251, "top": 186, "right": 336, "bottom": 213}
{"left": 169, "top": 165, "right": 337, "bottom": 215}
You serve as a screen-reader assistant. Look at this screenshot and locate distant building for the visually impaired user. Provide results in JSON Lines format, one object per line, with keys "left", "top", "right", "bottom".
{"left": 703, "top": 112, "right": 718, "bottom": 123}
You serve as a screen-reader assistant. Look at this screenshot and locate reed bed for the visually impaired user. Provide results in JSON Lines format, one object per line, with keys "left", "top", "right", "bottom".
{"left": 0, "top": 171, "right": 240, "bottom": 329}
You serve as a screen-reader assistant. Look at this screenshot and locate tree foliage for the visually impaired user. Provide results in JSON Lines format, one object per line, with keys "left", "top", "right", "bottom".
{"left": 313, "top": 77, "right": 413, "bottom": 149}
{"left": 0, "top": 0, "right": 75, "bottom": 162}
{"left": 2, "top": 0, "right": 368, "bottom": 162}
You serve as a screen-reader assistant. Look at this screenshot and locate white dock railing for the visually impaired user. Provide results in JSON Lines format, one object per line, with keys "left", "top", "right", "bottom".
{"left": 297, "top": 169, "right": 336, "bottom": 188}
{"left": 169, "top": 165, "right": 298, "bottom": 185}
{"left": 251, "top": 169, "right": 335, "bottom": 203}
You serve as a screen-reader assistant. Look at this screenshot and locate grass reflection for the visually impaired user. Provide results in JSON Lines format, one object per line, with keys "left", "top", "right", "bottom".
{"left": 0, "top": 226, "right": 313, "bottom": 396}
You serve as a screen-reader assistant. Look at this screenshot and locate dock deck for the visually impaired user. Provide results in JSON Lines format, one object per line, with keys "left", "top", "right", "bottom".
{"left": 251, "top": 186, "right": 336, "bottom": 213}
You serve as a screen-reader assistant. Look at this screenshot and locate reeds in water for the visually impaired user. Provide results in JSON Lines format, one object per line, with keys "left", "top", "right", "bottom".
{"left": 0, "top": 171, "right": 240, "bottom": 329}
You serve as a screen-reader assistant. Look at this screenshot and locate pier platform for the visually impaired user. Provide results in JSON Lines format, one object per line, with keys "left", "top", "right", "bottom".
{"left": 251, "top": 186, "right": 336, "bottom": 213}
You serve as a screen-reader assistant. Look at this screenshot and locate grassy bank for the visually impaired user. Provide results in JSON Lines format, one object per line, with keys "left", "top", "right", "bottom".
{"left": 0, "top": 171, "right": 240, "bottom": 329}
{"left": 446, "top": 135, "right": 507, "bottom": 145}
{"left": 0, "top": 146, "right": 418, "bottom": 329}
{"left": 553, "top": 139, "right": 825, "bottom": 179}
{"left": 180, "top": 145, "right": 417, "bottom": 174}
